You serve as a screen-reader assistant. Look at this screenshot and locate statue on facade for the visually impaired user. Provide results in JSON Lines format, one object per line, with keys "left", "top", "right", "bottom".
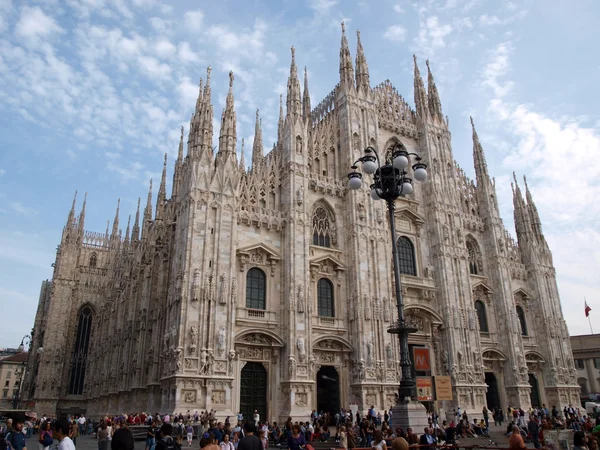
{"left": 297, "top": 337, "right": 306, "bottom": 362}
{"left": 288, "top": 356, "right": 296, "bottom": 379}
{"left": 217, "top": 327, "right": 226, "bottom": 355}
{"left": 386, "top": 343, "right": 393, "bottom": 362}
{"left": 366, "top": 341, "right": 373, "bottom": 366}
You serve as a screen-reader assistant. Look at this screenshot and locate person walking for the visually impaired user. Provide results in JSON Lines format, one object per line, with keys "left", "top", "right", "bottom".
{"left": 52, "top": 420, "right": 76, "bottom": 450}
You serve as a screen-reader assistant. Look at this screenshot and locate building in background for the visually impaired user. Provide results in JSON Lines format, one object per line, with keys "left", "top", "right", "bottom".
{"left": 22, "top": 24, "right": 579, "bottom": 419}
{"left": 0, "top": 352, "right": 28, "bottom": 409}
{"left": 571, "top": 334, "right": 600, "bottom": 404}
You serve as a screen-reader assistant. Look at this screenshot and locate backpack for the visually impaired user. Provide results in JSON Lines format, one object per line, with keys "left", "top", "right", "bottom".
{"left": 162, "top": 437, "right": 182, "bottom": 450}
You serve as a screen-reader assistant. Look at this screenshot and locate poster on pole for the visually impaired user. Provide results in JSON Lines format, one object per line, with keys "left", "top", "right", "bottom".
{"left": 416, "top": 377, "right": 433, "bottom": 401}
{"left": 413, "top": 347, "right": 431, "bottom": 372}
{"left": 434, "top": 375, "right": 453, "bottom": 401}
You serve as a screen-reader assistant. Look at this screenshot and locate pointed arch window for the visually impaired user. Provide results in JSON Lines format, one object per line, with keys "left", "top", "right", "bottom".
{"left": 68, "top": 306, "right": 93, "bottom": 395}
{"left": 89, "top": 252, "right": 97, "bottom": 268}
{"left": 474, "top": 300, "right": 489, "bottom": 333}
{"left": 516, "top": 306, "right": 528, "bottom": 336}
{"left": 466, "top": 239, "right": 482, "bottom": 275}
{"left": 246, "top": 268, "right": 266, "bottom": 310}
{"left": 396, "top": 236, "right": 416, "bottom": 276}
{"left": 317, "top": 278, "right": 334, "bottom": 317}
{"left": 313, "top": 206, "right": 333, "bottom": 248}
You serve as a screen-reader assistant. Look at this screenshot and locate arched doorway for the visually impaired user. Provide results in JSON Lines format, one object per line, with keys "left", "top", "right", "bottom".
{"left": 240, "top": 362, "right": 267, "bottom": 422}
{"left": 529, "top": 373, "right": 541, "bottom": 408}
{"left": 485, "top": 373, "right": 501, "bottom": 410}
{"left": 317, "top": 366, "right": 340, "bottom": 414}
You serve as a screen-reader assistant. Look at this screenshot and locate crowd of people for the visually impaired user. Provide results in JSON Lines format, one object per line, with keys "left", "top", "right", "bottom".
{"left": 3, "top": 403, "right": 600, "bottom": 450}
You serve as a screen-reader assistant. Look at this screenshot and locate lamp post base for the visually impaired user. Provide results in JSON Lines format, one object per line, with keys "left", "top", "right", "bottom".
{"left": 389, "top": 400, "right": 429, "bottom": 433}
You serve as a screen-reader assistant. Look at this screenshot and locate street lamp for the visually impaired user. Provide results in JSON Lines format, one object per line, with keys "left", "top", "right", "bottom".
{"left": 17, "top": 335, "right": 31, "bottom": 353}
{"left": 347, "top": 142, "right": 427, "bottom": 403}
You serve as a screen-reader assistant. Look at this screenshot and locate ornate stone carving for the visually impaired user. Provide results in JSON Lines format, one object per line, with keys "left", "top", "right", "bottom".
{"left": 239, "top": 346, "right": 264, "bottom": 360}
{"left": 183, "top": 390, "right": 196, "bottom": 403}
{"left": 211, "top": 390, "right": 225, "bottom": 405}
{"left": 405, "top": 314, "right": 424, "bottom": 331}
{"left": 241, "top": 333, "right": 270, "bottom": 345}
{"left": 295, "top": 392, "right": 308, "bottom": 406}
{"left": 297, "top": 285, "right": 305, "bottom": 313}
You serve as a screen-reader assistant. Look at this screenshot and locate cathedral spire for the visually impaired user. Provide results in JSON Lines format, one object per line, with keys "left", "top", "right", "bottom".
{"left": 124, "top": 214, "right": 131, "bottom": 246}
{"left": 66, "top": 190, "right": 77, "bottom": 228}
{"left": 111, "top": 198, "right": 120, "bottom": 238}
{"left": 286, "top": 47, "right": 301, "bottom": 118}
{"left": 173, "top": 126, "right": 184, "bottom": 198}
{"left": 523, "top": 175, "right": 544, "bottom": 239}
{"left": 470, "top": 116, "right": 489, "bottom": 182}
{"left": 239, "top": 138, "right": 246, "bottom": 171}
{"left": 144, "top": 179, "right": 153, "bottom": 223}
{"left": 156, "top": 153, "right": 167, "bottom": 220}
{"left": 355, "top": 30, "right": 370, "bottom": 93}
{"left": 413, "top": 55, "right": 429, "bottom": 119}
{"left": 194, "top": 77, "right": 204, "bottom": 116}
{"left": 189, "top": 67, "right": 214, "bottom": 160}
{"left": 132, "top": 197, "right": 141, "bottom": 242}
{"left": 512, "top": 172, "right": 530, "bottom": 243}
{"left": 339, "top": 22, "right": 355, "bottom": 89}
{"left": 78, "top": 192, "right": 87, "bottom": 232}
{"left": 252, "top": 109, "right": 263, "bottom": 168}
{"left": 425, "top": 59, "right": 443, "bottom": 119}
{"left": 303, "top": 67, "right": 311, "bottom": 122}
{"left": 217, "top": 71, "right": 237, "bottom": 158}
{"left": 277, "top": 94, "right": 284, "bottom": 146}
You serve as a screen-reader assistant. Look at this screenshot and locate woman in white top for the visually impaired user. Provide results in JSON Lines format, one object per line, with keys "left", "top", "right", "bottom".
{"left": 339, "top": 426, "right": 348, "bottom": 450}
{"left": 372, "top": 430, "right": 387, "bottom": 450}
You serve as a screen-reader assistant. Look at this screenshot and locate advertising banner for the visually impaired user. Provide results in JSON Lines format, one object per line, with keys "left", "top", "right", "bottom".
{"left": 434, "top": 375, "right": 453, "bottom": 400}
{"left": 416, "top": 376, "right": 433, "bottom": 401}
{"left": 413, "top": 347, "right": 431, "bottom": 372}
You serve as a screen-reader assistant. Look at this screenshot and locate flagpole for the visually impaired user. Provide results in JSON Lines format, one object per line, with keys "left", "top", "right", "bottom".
{"left": 586, "top": 297, "right": 594, "bottom": 334}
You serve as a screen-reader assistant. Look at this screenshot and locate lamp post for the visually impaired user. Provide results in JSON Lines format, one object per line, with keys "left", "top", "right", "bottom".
{"left": 17, "top": 335, "right": 31, "bottom": 353}
{"left": 347, "top": 143, "right": 427, "bottom": 403}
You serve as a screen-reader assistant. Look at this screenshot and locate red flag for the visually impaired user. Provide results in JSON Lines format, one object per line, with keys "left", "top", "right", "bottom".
{"left": 585, "top": 301, "right": 592, "bottom": 317}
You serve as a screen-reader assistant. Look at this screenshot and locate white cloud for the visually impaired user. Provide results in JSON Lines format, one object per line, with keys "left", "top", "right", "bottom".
{"left": 393, "top": 4, "right": 405, "bottom": 13}
{"left": 149, "top": 17, "right": 172, "bottom": 35}
{"left": 15, "top": 6, "right": 64, "bottom": 42}
{"left": 480, "top": 41, "right": 600, "bottom": 336}
{"left": 178, "top": 41, "right": 201, "bottom": 65}
{"left": 414, "top": 16, "right": 453, "bottom": 56}
{"left": 309, "top": 0, "right": 338, "bottom": 14}
{"left": 479, "top": 14, "right": 502, "bottom": 26}
{"left": 106, "top": 160, "right": 144, "bottom": 181}
{"left": 8, "top": 202, "right": 36, "bottom": 215}
{"left": 383, "top": 25, "right": 406, "bottom": 42}
{"left": 154, "top": 39, "right": 176, "bottom": 59}
{"left": 183, "top": 9, "right": 203, "bottom": 32}
{"left": 0, "top": 169, "right": 5, "bottom": 176}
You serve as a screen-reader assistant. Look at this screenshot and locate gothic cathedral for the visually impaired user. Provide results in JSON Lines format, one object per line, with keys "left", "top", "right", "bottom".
{"left": 23, "top": 24, "right": 579, "bottom": 419}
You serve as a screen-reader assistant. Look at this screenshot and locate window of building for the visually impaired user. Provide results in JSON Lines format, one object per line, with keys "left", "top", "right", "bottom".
{"left": 68, "top": 305, "right": 93, "bottom": 395}
{"left": 89, "top": 252, "right": 97, "bottom": 268}
{"left": 575, "top": 359, "right": 585, "bottom": 370}
{"left": 396, "top": 236, "right": 416, "bottom": 276}
{"left": 516, "top": 306, "right": 528, "bottom": 336}
{"left": 6, "top": 371, "right": 11, "bottom": 378}
{"left": 594, "top": 358, "right": 600, "bottom": 369}
{"left": 3, "top": 381, "right": 9, "bottom": 387}
{"left": 474, "top": 300, "right": 489, "bottom": 333}
{"left": 245, "top": 268, "right": 266, "bottom": 310}
{"left": 317, "top": 278, "right": 334, "bottom": 317}
{"left": 2, "top": 390, "right": 7, "bottom": 398}
{"left": 312, "top": 206, "right": 333, "bottom": 248}
{"left": 466, "top": 239, "right": 482, "bottom": 275}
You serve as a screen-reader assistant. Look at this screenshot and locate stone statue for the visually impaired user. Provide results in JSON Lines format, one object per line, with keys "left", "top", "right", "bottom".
{"left": 297, "top": 337, "right": 306, "bottom": 362}
{"left": 200, "top": 349, "right": 208, "bottom": 374}
{"left": 217, "top": 327, "right": 226, "bottom": 355}
{"left": 366, "top": 341, "right": 373, "bottom": 366}
{"left": 288, "top": 356, "right": 296, "bottom": 379}
{"left": 386, "top": 343, "right": 393, "bottom": 361}
{"left": 296, "top": 186, "right": 304, "bottom": 206}
{"left": 297, "top": 285, "right": 305, "bottom": 313}
{"left": 190, "top": 326, "right": 198, "bottom": 340}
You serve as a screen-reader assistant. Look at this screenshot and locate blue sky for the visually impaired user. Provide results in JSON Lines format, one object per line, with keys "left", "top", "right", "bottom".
{"left": 1, "top": 0, "right": 599, "bottom": 346}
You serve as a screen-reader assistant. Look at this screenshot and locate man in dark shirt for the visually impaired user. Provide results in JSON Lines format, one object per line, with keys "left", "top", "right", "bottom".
{"left": 6, "top": 415, "right": 27, "bottom": 450}
{"left": 238, "top": 422, "right": 264, "bottom": 450}
{"left": 528, "top": 417, "right": 540, "bottom": 449}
